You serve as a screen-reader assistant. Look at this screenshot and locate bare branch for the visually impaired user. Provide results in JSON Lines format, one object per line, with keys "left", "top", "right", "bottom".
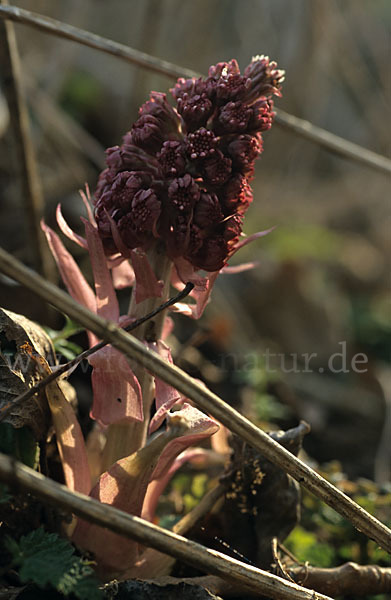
{"left": 0, "top": 0, "right": 53, "bottom": 278}
{"left": 0, "top": 4, "right": 390, "bottom": 175}
{"left": 0, "top": 246, "right": 390, "bottom": 552}
{"left": 0, "top": 453, "right": 333, "bottom": 600}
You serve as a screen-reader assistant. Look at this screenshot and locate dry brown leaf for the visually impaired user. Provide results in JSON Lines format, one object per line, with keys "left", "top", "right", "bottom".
{"left": 0, "top": 308, "right": 53, "bottom": 439}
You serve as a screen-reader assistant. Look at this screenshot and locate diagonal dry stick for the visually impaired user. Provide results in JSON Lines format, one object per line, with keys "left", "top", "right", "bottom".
{"left": 0, "top": 453, "right": 333, "bottom": 600}
{"left": 0, "top": 282, "right": 194, "bottom": 424}
{"left": 0, "top": 246, "right": 390, "bottom": 553}
{"left": 0, "top": 4, "right": 390, "bottom": 176}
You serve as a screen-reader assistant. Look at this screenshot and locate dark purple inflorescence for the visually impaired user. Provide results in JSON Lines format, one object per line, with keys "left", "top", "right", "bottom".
{"left": 93, "top": 56, "right": 284, "bottom": 272}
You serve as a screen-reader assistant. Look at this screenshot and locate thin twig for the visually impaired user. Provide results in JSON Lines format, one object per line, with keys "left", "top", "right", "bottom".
{"left": 0, "top": 247, "right": 390, "bottom": 552}
{"left": 0, "top": 282, "right": 194, "bottom": 424}
{"left": 0, "top": 0, "right": 53, "bottom": 278}
{"left": 0, "top": 4, "right": 390, "bottom": 175}
{"left": 0, "top": 453, "right": 333, "bottom": 600}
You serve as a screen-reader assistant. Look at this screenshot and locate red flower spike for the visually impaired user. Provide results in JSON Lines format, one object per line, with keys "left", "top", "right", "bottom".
{"left": 93, "top": 55, "right": 282, "bottom": 272}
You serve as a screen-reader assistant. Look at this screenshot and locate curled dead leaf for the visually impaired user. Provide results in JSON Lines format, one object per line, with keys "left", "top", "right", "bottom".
{"left": 0, "top": 308, "right": 53, "bottom": 440}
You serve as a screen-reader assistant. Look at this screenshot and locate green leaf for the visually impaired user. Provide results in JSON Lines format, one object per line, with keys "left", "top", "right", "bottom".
{"left": 57, "top": 561, "right": 103, "bottom": 600}
{"left": 44, "top": 316, "right": 84, "bottom": 359}
{"left": 56, "top": 340, "right": 83, "bottom": 361}
{"left": 6, "top": 527, "right": 102, "bottom": 599}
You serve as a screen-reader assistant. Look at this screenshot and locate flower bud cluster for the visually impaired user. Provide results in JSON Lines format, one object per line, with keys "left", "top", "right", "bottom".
{"left": 93, "top": 56, "right": 284, "bottom": 271}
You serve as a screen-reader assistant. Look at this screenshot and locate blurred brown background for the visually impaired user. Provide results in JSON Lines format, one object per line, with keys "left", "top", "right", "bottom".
{"left": 0, "top": 0, "right": 390, "bottom": 480}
